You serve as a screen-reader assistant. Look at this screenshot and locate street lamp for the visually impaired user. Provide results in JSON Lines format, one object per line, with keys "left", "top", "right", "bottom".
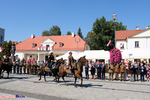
{"left": 113, "top": 13, "right": 117, "bottom": 47}
{"left": 75, "top": 38, "right": 80, "bottom": 52}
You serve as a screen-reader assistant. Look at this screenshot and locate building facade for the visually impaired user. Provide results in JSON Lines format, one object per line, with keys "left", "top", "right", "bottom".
{"left": 116, "top": 26, "right": 150, "bottom": 63}
{"left": 15, "top": 33, "right": 90, "bottom": 62}
{"left": 0, "top": 28, "right": 5, "bottom": 46}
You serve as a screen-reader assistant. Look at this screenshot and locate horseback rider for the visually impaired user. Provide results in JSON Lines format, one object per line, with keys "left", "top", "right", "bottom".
{"left": 67, "top": 52, "right": 74, "bottom": 69}
{"left": 3, "top": 55, "right": 9, "bottom": 64}
{"left": 48, "top": 51, "right": 54, "bottom": 69}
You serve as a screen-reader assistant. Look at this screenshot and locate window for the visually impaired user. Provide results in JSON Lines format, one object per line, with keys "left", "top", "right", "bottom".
{"left": 135, "top": 41, "right": 139, "bottom": 48}
{"left": 1, "top": 36, "right": 2, "bottom": 42}
{"left": 59, "top": 43, "right": 62, "bottom": 47}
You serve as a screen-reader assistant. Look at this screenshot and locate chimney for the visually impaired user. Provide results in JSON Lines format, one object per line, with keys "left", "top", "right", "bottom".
{"left": 146, "top": 26, "right": 150, "bottom": 29}
{"left": 31, "top": 34, "right": 35, "bottom": 39}
{"left": 72, "top": 32, "right": 75, "bottom": 37}
{"left": 136, "top": 26, "right": 139, "bottom": 30}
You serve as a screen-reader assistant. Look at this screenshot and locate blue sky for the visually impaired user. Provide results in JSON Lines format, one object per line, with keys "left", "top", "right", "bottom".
{"left": 0, "top": 0, "right": 150, "bottom": 42}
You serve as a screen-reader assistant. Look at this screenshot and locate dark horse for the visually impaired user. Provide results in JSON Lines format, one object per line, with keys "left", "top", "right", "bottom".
{"left": 0, "top": 58, "right": 12, "bottom": 79}
{"left": 58, "top": 56, "right": 87, "bottom": 87}
{"left": 38, "top": 58, "right": 64, "bottom": 81}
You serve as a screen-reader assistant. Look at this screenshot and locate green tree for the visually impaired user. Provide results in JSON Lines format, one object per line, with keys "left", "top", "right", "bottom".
{"left": 49, "top": 25, "right": 61, "bottom": 36}
{"left": 85, "top": 16, "right": 126, "bottom": 50}
{"left": 84, "top": 32, "right": 97, "bottom": 50}
{"left": 42, "top": 25, "right": 61, "bottom": 36}
{"left": 0, "top": 41, "right": 12, "bottom": 57}
{"left": 66, "top": 31, "right": 71, "bottom": 35}
{"left": 77, "top": 27, "right": 83, "bottom": 39}
{"left": 42, "top": 30, "right": 50, "bottom": 36}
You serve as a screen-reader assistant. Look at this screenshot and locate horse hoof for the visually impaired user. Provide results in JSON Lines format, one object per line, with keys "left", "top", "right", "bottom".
{"left": 64, "top": 83, "right": 66, "bottom": 85}
{"left": 58, "top": 84, "right": 61, "bottom": 86}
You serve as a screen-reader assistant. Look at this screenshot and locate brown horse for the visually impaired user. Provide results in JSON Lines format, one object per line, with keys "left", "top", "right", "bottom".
{"left": 57, "top": 56, "right": 87, "bottom": 87}
{"left": 38, "top": 58, "right": 64, "bottom": 81}
{"left": 0, "top": 58, "right": 13, "bottom": 79}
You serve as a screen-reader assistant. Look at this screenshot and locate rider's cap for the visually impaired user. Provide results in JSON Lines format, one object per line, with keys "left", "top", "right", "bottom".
{"left": 69, "top": 51, "right": 72, "bottom": 54}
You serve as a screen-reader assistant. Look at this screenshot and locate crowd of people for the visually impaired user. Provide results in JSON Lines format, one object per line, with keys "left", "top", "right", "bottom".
{"left": 3, "top": 51, "right": 150, "bottom": 83}
{"left": 84, "top": 61, "right": 150, "bottom": 82}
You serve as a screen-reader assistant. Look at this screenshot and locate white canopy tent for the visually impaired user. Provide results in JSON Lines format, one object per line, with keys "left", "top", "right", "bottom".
{"left": 56, "top": 51, "right": 83, "bottom": 60}
{"left": 56, "top": 50, "right": 110, "bottom": 63}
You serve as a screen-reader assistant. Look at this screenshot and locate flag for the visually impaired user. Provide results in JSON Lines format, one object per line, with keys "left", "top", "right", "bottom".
{"left": 107, "top": 40, "right": 112, "bottom": 47}
{"left": 120, "top": 43, "right": 124, "bottom": 48}
{"left": 0, "top": 47, "right": 3, "bottom": 52}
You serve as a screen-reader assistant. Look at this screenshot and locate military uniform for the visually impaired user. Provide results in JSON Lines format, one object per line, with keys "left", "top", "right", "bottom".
{"left": 26, "top": 62, "right": 31, "bottom": 74}
{"left": 120, "top": 63, "right": 126, "bottom": 81}
{"left": 68, "top": 55, "right": 75, "bottom": 69}
{"left": 108, "top": 64, "right": 114, "bottom": 81}
{"left": 114, "top": 63, "right": 120, "bottom": 80}
{"left": 37, "top": 61, "right": 41, "bottom": 75}
{"left": 19, "top": 61, "right": 23, "bottom": 74}
{"left": 30, "top": 62, "right": 34, "bottom": 75}
{"left": 23, "top": 61, "right": 26, "bottom": 74}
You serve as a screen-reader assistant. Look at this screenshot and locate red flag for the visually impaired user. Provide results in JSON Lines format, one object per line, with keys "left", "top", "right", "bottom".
{"left": 107, "top": 40, "right": 112, "bottom": 47}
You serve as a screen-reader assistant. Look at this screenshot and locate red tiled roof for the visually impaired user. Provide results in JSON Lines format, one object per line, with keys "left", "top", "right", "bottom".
{"left": 16, "top": 35, "right": 86, "bottom": 51}
{"left": 116, "top": 29, "right": 146, "bottom": 40}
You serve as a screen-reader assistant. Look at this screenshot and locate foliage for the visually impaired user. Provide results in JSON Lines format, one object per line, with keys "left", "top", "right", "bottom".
{"left": 42, "top": 30, "right": 50, "bottom": 36}
{"left": 84, "top": 32, "right": 97, "bottom": 50}
{"left": 0, "top": 41, "right": 12, "bottom": 57}
{"left": 77, "top": 27, "right": 83, "bottom": 39}
{"left": 66, "top": 31, "right": 71, "bottom": 35}
{"left": 42, "top": 25, "right": 61, "bottom": 36}
{"left": 85, "top": 16, "right": 126, "bottom": 50}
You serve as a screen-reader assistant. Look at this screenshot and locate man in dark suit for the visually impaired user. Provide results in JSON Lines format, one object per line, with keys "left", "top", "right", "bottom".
{"left": 101, "top": 62, "right": 106, "bottom": 80}
{"left": 129, "top": 62, "right": 135, "bottom": 82}
{"left": 95, "top": 61, "right": 101, "bottom": 79}
{"left": 85, "top": 61, "right": 89, "bottom": 79}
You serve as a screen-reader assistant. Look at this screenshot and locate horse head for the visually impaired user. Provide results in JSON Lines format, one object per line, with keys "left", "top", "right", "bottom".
{"left": 78, "top": 56, "right": 87, "bottom": 66}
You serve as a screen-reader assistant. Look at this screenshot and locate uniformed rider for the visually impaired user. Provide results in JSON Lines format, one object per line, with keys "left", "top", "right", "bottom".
{"left": 48, "top": 51, "right": 54, "bottom": 69}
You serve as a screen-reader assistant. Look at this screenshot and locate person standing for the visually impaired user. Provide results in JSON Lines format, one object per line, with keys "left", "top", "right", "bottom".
{"left": 13, "top": 61, "right": 16, "bottom": 74}
{"left": 90, "top": 63, "right": 95, "bottom": 79}
{"left": 139, "top": 63, "right": 146, "bottom": 82}
{"left": 146, "top": 63, "right": 150, "bottom": 82}
{"left": 101, "top": 62, "right": 106, "bottom": 80}
{"left": 129, "top": 62, "right": 135, "bottom": 82}
{"left": 85, "top": 61, "right": 89, "bottom": 79}
{"left": 16, "top": 59, "right": 20, "bottom": 74}
{"left": 96, "top": 61, "right": 101, "bottom": 79}
{"left": 108, "top": 63, "right": 114, "bottom": 81}
{"left": 120, "top": 62, "right": 126, "bottom": 81}
{"left": 134, "top": 61, "right": 139, "bottom": 81}
{"left": 114, "top": 63, "right": 120, "bottom": 80}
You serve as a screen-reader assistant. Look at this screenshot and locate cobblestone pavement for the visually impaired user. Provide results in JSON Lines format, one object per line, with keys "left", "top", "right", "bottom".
{"left": 0, "top": 73, "right": 150, "bottom": 100}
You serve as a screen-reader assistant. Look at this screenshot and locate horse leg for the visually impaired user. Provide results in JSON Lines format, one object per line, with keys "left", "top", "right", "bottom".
{"left": 74, "top": 76, "right": 77, "bottom": 87}
{"left": 62, "top": 74, "right": 67, "bottom": 85}
{"left": 58, "top": 72, "right": 63, "bottom": 86}
{"left": 7, "top": 71, "right": 9, "bottom": 78}
{"left": 39, "top": 72, "right": 42, "bottom": 81}
{"left": 75, "top": 74, "right": 83, "bottom": 87}
{"left": 44, "top": 72, "right": 47, "bottom": 82}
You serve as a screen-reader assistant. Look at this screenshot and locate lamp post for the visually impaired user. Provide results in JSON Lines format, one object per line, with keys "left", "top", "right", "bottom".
{"left": 75, "top": 38, "right": 80, "bottom": 52}
{"left": 113, "top": 13, "right": 117, "bottom": 47}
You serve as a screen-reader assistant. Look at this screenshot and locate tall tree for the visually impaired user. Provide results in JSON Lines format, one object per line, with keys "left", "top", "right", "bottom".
{"left": 84, "top": 32, "right": 97, "bottom": 50}
{"left": 49, "top": 25, "right": 61, "bottom": 36}
{"left": 42, "top": 25, "right": 61, "bottom": 36}
{"left": 85, "top": 16, "right": 127, "bottom": 50}
{"left": 0, "top": 41, "right": 12, "bottom": 57}
{"left": 42, "top": 30, "right": 50, "bottom": 36}
{"left": 77, "top": 27, "right": 83, "bottom": 39}
{"left": 67, "top": 31, "right": 71, "bottom": 35}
